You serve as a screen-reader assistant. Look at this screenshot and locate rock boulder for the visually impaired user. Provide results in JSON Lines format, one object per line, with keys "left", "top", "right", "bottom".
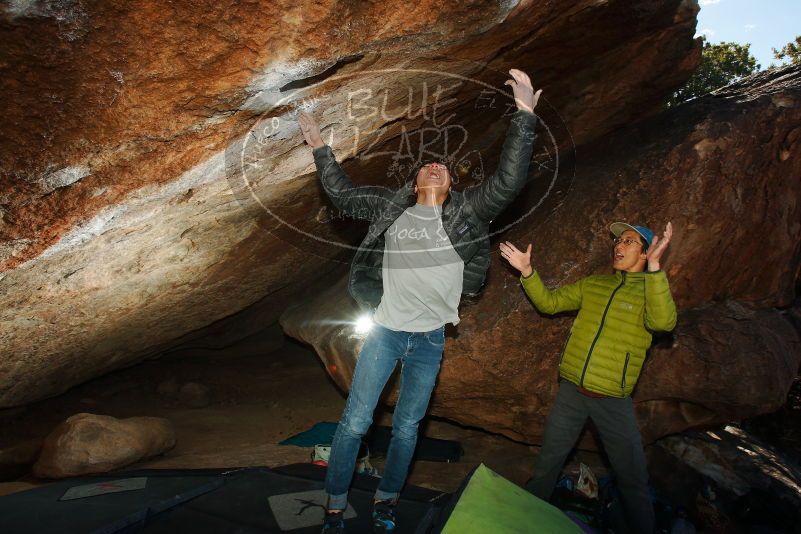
{"left": 32, "top": 413, "right": 175, "bottom": 478}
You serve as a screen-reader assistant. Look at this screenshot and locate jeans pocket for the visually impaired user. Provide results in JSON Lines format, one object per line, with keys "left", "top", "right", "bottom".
{"left": 424, "top": 327, "right": 446, "bottom": 347}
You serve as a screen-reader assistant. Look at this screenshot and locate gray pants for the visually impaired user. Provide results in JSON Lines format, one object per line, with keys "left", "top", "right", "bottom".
{"left": 526, "top": 380, "right": 655, "bottom": 534}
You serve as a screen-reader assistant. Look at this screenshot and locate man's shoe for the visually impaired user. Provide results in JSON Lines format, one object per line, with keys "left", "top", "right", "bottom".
{"left": 321, "top": 510, "right": 345, "bottom": 533}
{"left": 372, "top": 500, "right": 396, "bottom": 533}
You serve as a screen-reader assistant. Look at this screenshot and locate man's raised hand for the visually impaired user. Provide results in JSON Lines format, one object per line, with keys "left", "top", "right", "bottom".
{"left": 500, "top": 241, "right": 534, "bottom": 277}
{"left": 298, "top": 111, "right": 325, "bottom": 150}
{"left": 647, "top": 222, "right": 673, "bottom": 272}
{"left": 505, "top": 69, "right": 542, "bottom": 114}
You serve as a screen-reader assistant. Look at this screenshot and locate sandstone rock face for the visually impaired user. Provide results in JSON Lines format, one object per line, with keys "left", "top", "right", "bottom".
{"left": 32, "top": 413, "right": 175, "bottom": 478}
{"left": 281, "top": 65, "right": 801, "bottom": 443}
{"left": 156, "top": 379, "right": 180, "bottom": 399}
{"left": 650, "top": 426, "right": 801, "bottom": 531}
{"left": 156, "top": 379, "right": 211, "bottom": 408}
{"left": 636, "top": 301, "right": 801, "bottom": 443}
{"left": 0, "top": 438, "right": 42, "bottom": 480}
{"left": 0, "top": 1, "right": 700, "bottom": 407}
{"left": 177, "top": 382, "right": 212, "bottom": 409}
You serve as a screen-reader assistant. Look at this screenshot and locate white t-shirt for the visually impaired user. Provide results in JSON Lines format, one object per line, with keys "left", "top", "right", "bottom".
{"left": 373, "top": 203, "right": 465, "bottom": 332}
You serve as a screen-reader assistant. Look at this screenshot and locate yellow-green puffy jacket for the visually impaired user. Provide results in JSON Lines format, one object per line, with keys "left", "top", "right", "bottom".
{"left": 521, "top": 269, "right": 677, "bottom": 397}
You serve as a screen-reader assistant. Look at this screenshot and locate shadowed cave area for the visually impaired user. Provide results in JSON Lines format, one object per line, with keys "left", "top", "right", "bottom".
{"left": 1, "top": 1, "right": 801, "bottom": 532}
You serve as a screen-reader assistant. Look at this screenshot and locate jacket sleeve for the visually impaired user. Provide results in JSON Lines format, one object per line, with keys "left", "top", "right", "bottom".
{"left": 463, "top": 110, "right": 538, "bottom": 222}
{"left": 313, "top": 145, "right": 391, "bottom": 222}
{"left": 643, "top": 270, "right": 678, "bottom": 332}
{"left": 520, "top": 269, "right": 583, "bottom": 315}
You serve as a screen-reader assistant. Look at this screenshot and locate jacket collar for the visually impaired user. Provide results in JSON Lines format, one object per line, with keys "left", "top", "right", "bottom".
{"left": 614, "top": 270, "right": 647, "bottom": 283}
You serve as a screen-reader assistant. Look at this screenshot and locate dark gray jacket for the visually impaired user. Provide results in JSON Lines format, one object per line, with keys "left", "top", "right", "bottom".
{"left": 313, "top": 110, "right": 538, "bottom": 310}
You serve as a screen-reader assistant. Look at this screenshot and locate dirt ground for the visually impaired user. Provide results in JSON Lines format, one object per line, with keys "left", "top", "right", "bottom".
{"left": 0, "top": 327, "right": 610, "bottom": 498}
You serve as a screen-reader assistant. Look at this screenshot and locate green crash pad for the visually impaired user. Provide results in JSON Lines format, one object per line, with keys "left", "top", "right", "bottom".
{"left": 441, "top": 464, "right": 582, "bottom": 534}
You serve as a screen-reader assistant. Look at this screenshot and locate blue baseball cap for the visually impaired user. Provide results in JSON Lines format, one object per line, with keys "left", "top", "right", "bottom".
{"left": 610, "top": 222, "right": 654, "bottom": 251}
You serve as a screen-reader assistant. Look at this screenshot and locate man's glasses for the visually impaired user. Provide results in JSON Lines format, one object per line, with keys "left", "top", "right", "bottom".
{"left": 613, "top": 237, "right": 643, "bottom": 248}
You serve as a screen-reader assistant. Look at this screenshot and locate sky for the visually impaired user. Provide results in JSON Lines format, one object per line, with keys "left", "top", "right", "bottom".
{"left": 696, "top": 0, "right": 800, "bottom": 68}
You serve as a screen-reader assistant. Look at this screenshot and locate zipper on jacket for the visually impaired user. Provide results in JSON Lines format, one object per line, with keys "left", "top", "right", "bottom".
{"left": 621, "top": 352, "right": 630, "bottom": 390}
{"left": 558, "top": 333, "right": 572, "bottom": 367}
{"left": 579, "top": 272, "right": 626, "bottom": 388}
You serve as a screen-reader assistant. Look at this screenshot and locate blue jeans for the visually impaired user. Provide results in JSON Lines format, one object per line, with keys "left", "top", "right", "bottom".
{"left": 325, "top": 323, "right": 445, "bottom": 510}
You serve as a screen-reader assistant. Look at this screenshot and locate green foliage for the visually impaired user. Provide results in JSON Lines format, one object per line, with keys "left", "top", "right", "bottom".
{"left": 772, "top": 35, "right": 801, "bottom": 65}
{"left": 667, "top": 36, "right": 760, "bottom": 107}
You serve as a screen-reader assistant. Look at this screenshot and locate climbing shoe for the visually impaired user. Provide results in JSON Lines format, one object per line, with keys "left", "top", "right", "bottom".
{"left": 372, "top": 500, "right": 397, "bottom": 533}
{"left": 321, "top": 510, "right": 345, "bottom": 534}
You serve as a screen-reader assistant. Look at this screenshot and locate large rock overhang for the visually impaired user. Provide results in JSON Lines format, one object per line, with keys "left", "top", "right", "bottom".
{"left": 0, "top": 0, "right": 700, "bottom": 407}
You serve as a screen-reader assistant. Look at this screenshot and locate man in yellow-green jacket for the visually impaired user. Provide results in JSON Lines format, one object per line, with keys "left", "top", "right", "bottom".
{"left": 500, "top": 221, "right": 677, "bottom": 534}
